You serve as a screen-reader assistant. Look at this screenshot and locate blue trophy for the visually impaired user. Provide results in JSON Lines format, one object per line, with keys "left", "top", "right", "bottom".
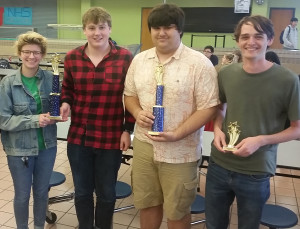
{"left": 49, "top": 54, "right": 62, "bottom": 120}
{"left": 148, "top": 65, "right": 164, "bottom": 135}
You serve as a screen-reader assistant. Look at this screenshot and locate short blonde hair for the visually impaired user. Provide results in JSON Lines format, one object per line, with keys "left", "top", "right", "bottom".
{"left": 15, "top": 31, "right": 47, "bottom": 56}
{"left": 82, "top": 7, "right": 112, "bottom": 29}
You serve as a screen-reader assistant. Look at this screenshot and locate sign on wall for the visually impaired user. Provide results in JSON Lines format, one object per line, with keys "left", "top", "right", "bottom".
{"left": 0, "top": 7, "right": 32, "bottom": 26}
{"left": 234, "top": 0, "right": 250, "bottom": 13}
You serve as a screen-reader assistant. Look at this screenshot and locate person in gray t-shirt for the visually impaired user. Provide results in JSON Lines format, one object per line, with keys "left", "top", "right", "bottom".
{"left": 205, "top": 15, "right": 300, "bottom": 229}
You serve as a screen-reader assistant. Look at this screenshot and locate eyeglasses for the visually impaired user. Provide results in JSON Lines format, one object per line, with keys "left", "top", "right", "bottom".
{"left": 203, "top": 50, "right": 212, "bottom": 54}
{"left": 21, "top": 50, "right": 42, "bottom": 56}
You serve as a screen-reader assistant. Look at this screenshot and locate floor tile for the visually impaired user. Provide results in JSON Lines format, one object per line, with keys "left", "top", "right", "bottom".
{"left": 56, "top": 213, "right": 78, "bottom": 227}
{"left": 1, "top": 200, "right": 14, "bottom": 214}
{"left": 275, "top": 187, "right": 296, "bottom": 197}
{"left": 0, "top": 190, "right": 14, "bottom": 201}
{"left": 276, "top": 195, "right": 298, "bottom": 206}
{"left": 113, "top": 212, "right": 135, "bottom": 226}
{"left": 274, "top": 180, "right": 294, "bottom": 189}
{"left": 0, "top": 211, "right": 14, "bottom": 225}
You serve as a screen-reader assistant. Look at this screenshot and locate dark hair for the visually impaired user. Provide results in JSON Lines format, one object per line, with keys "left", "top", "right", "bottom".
{"left": 234, "top": 15, "right": 274, "bottom": 42}
{"left": 204, "top": 45, "right": 214, "bottom": 53}
{"left": 265, "top": 51, "right": 281, "bottom": 65}
{"left": 148, "top": 4, "right": 185, "bottom": 38}
{"left": 291, "top": 17, "right": 298, "bottom": 22}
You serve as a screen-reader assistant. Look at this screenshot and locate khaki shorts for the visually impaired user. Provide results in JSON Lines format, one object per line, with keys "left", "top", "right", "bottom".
{"left": 132, "top": 138, "right": 198, "bottom": 220}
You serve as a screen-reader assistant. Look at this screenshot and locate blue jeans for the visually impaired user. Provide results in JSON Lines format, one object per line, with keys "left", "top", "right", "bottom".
{"left": 7, "top": 147, "right": 57, "bottom": 229}
{"left": 205, "top": 159, "right": 270, "bottom": 229}
{"left": 67, "top": 143, "right": 122, "bottom": 229}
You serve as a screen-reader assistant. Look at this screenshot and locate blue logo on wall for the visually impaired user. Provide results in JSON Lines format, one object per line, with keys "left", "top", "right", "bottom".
{"left": 4, "top": 7, "right": 32, "bottom": 25}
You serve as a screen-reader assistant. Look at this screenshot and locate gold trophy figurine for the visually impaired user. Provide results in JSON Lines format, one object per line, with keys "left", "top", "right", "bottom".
{"left": 155, "top": 65, "right": 163, "bottom": 85}
{"left": 51, "top": 53, "right": 60, "bottom": 76}
{"left": 223, "top": 121, "right": 241, "bottom": 151}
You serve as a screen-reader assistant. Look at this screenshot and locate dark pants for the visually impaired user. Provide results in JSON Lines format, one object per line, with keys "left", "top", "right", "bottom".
{"left": 205, "top": 160, "right": 270, "bottom": 229}
{"left": 67, "top": 143, "right": 122, "bottom": 229}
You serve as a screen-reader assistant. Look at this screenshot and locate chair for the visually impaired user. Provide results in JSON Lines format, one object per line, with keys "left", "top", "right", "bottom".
{"left": 114, "top": 181, "right": 134, "bottom": 212}
{"left": 114, "top": 153, "right": 135, "bottom": 212}
{"left": 46, "top": 171, "right": 74, "bottom": 224}
{"left": 0, "top": 58, "right": 13, "bottom": 69}
{"left": 191, "top": 194, "right": 206, "bottom": 225}
{"left": 260, "top": 204, "right": 298, "bottom": 229}
{"left": 197, "top": 155, "right": 209, "bottom": 192}
{"left": 191, "top": 155, "right": 208, "bottom": 225}
{"left": 46, "top": 173, "right": 134, "bottom": 224}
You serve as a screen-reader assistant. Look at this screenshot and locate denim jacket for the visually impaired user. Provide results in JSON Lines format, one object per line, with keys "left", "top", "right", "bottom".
{"left": 0, "top": 68, "right": 57, "bottom": 156}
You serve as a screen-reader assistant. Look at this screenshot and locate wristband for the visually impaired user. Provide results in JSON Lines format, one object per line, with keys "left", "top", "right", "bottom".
{"left": 123, "top": 129, "right": 133, "bottom": 134}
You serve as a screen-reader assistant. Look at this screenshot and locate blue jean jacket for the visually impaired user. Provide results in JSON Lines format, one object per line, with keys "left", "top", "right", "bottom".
{"left": 0, "top": 68, "right": 57, "bottom": 156}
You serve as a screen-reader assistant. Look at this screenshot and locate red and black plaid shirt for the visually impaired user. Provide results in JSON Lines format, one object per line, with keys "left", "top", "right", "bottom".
{"left": 61, "top": 42, "right": 135, "bottom": 149}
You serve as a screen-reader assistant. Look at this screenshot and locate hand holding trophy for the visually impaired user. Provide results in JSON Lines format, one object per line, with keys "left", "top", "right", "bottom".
{"left": 223, "top": 121, "right": 241, "bottom": 151}
{"left": 148, "top": 65, "right": 164, "bottom": 135}
{"left": 49, "top": 53, "right": 62, "bottom": 120}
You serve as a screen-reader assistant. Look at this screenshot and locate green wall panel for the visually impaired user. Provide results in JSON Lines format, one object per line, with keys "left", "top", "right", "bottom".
{"left": 57, "top": 0, "right": 300, "bottom": 49}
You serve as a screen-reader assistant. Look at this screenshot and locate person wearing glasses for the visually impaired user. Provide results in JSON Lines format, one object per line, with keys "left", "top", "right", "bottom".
{"left": 0, "top": 31, "right": 57, "bottom": 229}
{"left": 203, "top": 45, "right": 219, "bottom": 66}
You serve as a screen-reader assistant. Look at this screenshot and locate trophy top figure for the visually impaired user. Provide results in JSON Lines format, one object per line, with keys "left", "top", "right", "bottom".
{"left": 155, "top": 64, "right": 164, "bottom": 85}
{"left": 223, "top": 121, "right": 241, "bottom": 151}
{"left": 51, "top": 53, "right": 60, "bottom": 75}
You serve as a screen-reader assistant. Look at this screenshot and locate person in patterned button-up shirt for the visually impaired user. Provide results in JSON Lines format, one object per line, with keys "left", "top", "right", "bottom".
{"left": 124, "top": 4, "right": 219, "bottom": 229}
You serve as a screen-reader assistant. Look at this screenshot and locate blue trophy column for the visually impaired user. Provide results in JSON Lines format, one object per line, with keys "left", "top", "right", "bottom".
{"left": 49, "top": 74, "right": 61, "bottom": 118}
{"left": 149, "top": 84, "right": 164, "bottom": 135}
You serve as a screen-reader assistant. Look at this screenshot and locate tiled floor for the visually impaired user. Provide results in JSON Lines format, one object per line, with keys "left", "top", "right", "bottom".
{"left": 0, "top": 139, "right": 299, "bottom": 229}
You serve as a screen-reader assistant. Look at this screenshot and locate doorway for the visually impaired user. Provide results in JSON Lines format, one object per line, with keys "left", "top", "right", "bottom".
{"left": 141, "top": 8, "right": 153, "bottom": 52}
{"left": 269, "top": 8, "right": 295, "bottom": 49}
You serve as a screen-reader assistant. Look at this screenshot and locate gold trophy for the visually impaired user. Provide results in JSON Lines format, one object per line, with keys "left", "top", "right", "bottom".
{"left": 223, "top": 121, "right": 241, "bottom": 151}
{"left": 49, "top": 53, "right": 62, "bottom": 120}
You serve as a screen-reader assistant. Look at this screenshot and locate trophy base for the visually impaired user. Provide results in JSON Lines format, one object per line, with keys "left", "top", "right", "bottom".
{"left": 148, "top": 131, "right": 161, "bottom": 136}
{"left": 49, "top": 116, "right": 62, "bottom": 120}
{"left": 223, "top": 146, "right": 237, "bottom": 151}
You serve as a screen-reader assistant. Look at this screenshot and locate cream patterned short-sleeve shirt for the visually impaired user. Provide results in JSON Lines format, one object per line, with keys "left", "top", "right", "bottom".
{"left": 124, "top": 43, "right": 219, "bottom": 163}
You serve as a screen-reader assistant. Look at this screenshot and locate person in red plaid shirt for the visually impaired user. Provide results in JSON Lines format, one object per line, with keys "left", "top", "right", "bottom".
{"left": 60, "top": 7, "right": 135, "bottom": 229}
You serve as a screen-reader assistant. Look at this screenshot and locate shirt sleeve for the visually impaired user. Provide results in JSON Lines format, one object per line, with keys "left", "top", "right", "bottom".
{"left": 194, "top": 57, "right": 220, "bottom": 110}
{"left": 124, "top": 57, "right": 138, "bottom": 98}
{"left": 287, "top": 74, "right": 300, "bottom": 121}
{"left": 0, "top": 77, "right": 40, "bottom": 132}
{"left": 123, "top": 52, "right": 136, "bottom": 131}
{"left": 61, "top": 52, "right": 75, "bottom": 106}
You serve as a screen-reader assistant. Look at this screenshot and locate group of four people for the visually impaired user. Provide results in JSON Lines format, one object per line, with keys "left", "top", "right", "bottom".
{"left": 0, "top": 3, "right": 300, "bottom": 229}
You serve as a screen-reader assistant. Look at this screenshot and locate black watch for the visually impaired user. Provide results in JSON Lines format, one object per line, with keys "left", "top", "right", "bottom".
{"left": 123, "top": 129, "right": 133, "bottom": 134}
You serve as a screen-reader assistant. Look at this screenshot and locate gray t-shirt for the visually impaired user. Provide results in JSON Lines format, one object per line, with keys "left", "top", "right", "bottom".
{"left": 211, "top": 63, "right": 300, "bottom": 175}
